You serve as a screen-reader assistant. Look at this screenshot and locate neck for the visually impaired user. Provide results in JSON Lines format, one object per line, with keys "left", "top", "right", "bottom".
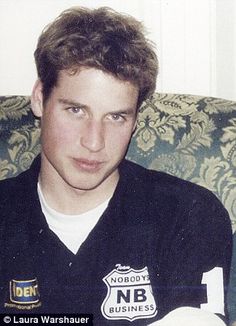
{"left": 38, "top": 159, "right": 119, "bottom": 215}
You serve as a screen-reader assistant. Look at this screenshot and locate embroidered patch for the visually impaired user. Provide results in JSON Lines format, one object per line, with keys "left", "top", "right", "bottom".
{"left": 4, "top": 278, "right": 41, "bottom": 310}
{"left": 101, "top": 265, "right": 157, "bottom": 321}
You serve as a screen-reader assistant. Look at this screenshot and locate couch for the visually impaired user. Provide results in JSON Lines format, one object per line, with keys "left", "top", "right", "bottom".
{"left": 1, "top": 93, "right": 236, "bottom": 230}
{"left": 1, "top": 92, "right": 236, "bottom": 322}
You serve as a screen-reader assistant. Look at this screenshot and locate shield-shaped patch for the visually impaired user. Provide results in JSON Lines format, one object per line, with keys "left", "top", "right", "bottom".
{"left": 101, "top": 266, "right": 157, "bottom": 321}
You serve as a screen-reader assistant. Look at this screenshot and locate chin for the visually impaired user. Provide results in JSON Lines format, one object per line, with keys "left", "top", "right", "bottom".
{"left": 68, "top": 177, "right": 106, "bottom": 192}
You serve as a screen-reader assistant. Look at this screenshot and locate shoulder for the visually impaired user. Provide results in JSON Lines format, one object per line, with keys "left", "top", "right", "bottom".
{"left": 0, "top": 159, "right": 39, "bottom": 226}
{"left": 0, "top": 156, "right": 40, "bottom": 199}
{"left": 122, "top": 159, "right": 219, "bottom": 203}
{"left": 0, "top": 175, "right": 22, "bottom": 203}
{"left": 0, "top": 172, "right": 33, "bottom": 221}
{"left": 123, "top": 160, "right": 232, "bottom": 267}
{"left": 0, "top": 169, "right": 31, "bottom": 199}
{"left": 122, "top": 159, "right": 232, "bottom": 237}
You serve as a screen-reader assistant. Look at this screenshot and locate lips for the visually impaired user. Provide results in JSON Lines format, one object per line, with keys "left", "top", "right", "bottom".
{"left": 72, "top": 158, "right": 104, "bottom": 172}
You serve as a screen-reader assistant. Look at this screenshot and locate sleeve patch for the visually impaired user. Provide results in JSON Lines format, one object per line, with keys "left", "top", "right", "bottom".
{"left": 201, "top": 267, "right": 224, "bottom": 315}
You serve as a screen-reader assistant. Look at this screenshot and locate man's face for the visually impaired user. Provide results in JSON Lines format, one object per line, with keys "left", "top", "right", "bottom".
{"left": 33, "top": 68, "right": 138, "bottom": 194}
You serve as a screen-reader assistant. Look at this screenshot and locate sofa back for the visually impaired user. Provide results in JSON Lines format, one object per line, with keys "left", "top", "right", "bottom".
{"left": 1, "top": 93, "right": 236, "bottom": 231}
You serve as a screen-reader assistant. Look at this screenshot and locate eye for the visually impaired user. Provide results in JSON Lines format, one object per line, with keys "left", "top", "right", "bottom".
{"left": 66, "top": 106, "right": 86, "bottom": 118}
{"left": 110, "top": 113, "right": 126, "bottom": 122}
{"left": 68, "top": 106, "right": 82, "bottom": 114}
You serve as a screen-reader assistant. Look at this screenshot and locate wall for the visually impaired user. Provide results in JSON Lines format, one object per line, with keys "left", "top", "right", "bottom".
{"left": 215, "top": 0, "right": 236, "bottom": 100}
{"left": 0, "top": 0, "right": 235, "bottom": 100}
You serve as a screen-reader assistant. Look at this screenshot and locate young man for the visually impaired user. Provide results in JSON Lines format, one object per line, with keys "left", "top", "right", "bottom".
{"left": 0, "top": 6, "right": 232, "bottom": 325}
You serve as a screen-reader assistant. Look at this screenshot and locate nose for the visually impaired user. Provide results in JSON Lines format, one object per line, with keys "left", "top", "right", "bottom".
{"left": 80, "top": 119, "right": 105, "bottom": 152}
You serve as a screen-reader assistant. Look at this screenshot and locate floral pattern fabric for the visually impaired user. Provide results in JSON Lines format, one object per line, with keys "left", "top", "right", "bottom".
{"left": 1, "top": 93, "right": 236, "bottom": 231}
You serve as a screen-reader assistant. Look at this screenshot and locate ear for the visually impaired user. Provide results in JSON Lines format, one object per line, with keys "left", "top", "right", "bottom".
{"left": 31, "top": 79, "right": 44, "bottom": 118}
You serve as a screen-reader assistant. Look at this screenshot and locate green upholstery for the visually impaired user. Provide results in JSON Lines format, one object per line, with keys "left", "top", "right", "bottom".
{"left": 1, "top": 93, "right": 236, "bottom": 231}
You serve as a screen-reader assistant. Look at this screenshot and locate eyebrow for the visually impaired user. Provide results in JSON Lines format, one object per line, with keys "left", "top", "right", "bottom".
{"left": 58, "top": 98, "right": 136, "bottom": 115}
{"left": 58, "top": 98, "right": 87, "bottom": 108}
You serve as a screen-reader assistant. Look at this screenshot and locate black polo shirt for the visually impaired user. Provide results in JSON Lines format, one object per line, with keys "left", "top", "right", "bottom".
{"left": 0, "top": 157, "right": 232, "bottom": 325}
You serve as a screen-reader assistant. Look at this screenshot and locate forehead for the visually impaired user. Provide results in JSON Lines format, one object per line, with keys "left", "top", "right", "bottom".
{"left": 53, "top": 68, "right": 139, "bottom": 111}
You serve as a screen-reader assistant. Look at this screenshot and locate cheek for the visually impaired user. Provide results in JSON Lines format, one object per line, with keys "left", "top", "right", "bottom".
{"left": 106, "top": 127, "right": 133, "bottom": 152}
{"left": 41, "top": 115, "right": 77, "bottom": 149}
